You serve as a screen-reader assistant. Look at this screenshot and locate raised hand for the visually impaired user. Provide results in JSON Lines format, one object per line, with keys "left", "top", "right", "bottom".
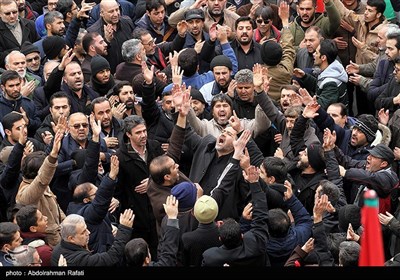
{"left": 177, "top": 20, "right": 188, "bottom": 36}
{"left": 77, "top": 0, "right": 95, "bottom": 19}
{"left": 322, "top": 128, "right": 336, "bottom": 151}
{"left": 226, "top": 79, "right": 237, "bottom": 97}
{"left": 50, "top": 129, "right": 64, "bottom": 157}
{"left": 109, "top": 154, "right": 119, "bottom": 180}
{"left": 216, "top": 24, "right": 228, "bottom": 44}
{"left": 243, "top": 165, "right": 260, "bottom": 183}
{"left": 302, "top": 100, "right": 320, "bottom": 119}
{"left": 378, "top": 211, "right": 394, "bottom": 226}
{"left": 104, "top": 136, "right": 119, "bottom": 148}
{"left": 111, "top": 102, "right": 126, "bottom": 119}
{"left": 171, "top": 65, "right": 184, "bottom": 85}
{"left": 119, "top": 208, "right": 135, "bottom": 228}
{"left": 293, "top": 68, "right": 305, "bottom": 78}
{"left": 59, "top": 49, "right": 75, "bottom": 71}
{"left": 278, "top": 0, "right": 290, "bottom": 23}
{"left": 21, "top": 80, "right": 36, "bottom": 98}
{"left": 239, "top": 147, "right": 250, "bottom": 171}
{"left": 23, "top": 140, "right": 34, "bottom": 157}
{"left": 41, "top": 131, "right": 54, "bottom": 145}
{"left": 89, "top": 113, "right": 101, "bottom": 140}
{"left": 168, "top": 51, "right": 179, "bottom": 68}
{"left": 141, "top": 61, "right": 154, "bottom": 84}
{"left": 104, "top": 23, "right": 115, "bottom": 42}
{"left": 233, "top": 129, "right": 252, "bottom": 160}
{"left": 377, "top": 108, "right": 389, "bottom": 125}
{"left": 179, "top": 86, "right": 191, "bottom": 116}
{"left": 348, "top": 73, "right": 361, "bottom": 85}
{"left": 301, "top": 238, "right": 314, "bottom": 253}
{"left": 228, "top": 110, "right": 242, "bottom": 133}
{"left": 209, "top": 23, "right": 218, "bottom": 42}
{"left": 283, "top": 180, "right": 293, "bottom": 201}
{"left": 163, "top": 195, "right": 179, "bottom": 219}
{"left": 253, "top": 63, "right": 264, "bottom": 90}
{"left": 51, "top": 115, "right": 68, "bottom": 135}
{"left": 19, "top": 107, "right": 29, "bottom": 126}
{"left": 346, "top": 223, "right": 360, "bottom": 242}
{"left": 242, "top": 203, "right": 253, "bottom": 220}
{"left": 298, "top": 88, "right": 313, "bottom": 105}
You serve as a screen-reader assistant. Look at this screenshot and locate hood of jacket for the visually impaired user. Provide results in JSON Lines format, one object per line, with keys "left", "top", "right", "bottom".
{"left": 317, "top": 60, "right": 348, "bottom": 88}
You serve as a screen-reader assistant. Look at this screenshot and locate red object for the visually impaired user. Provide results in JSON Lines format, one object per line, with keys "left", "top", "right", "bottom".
{"left": 316, "top": 0, "right": 325, "bottom": 13}
{"left": 358, "top": 190, "right": 385, "bottom": 266}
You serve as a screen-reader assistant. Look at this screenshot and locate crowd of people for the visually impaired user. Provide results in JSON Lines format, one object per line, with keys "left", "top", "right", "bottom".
{"left": 0, "top": 0, "right": 400, "bottom": 268}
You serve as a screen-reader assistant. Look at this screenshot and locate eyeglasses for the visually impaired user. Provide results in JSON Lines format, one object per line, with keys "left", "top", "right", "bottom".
{"left": 141, "top": 38, "right": 155, "bottom": 47}
{"left": 256, "top": 19, "right": 271, "bottom": 25}
{"left": 3, "top": 10, "right": 18, "bottom": 16}
{"left": 26, "top": 56, "right": 40, "bottom": 63}
{"left": 71, "top": 123, "right": 89, "bottom": 129}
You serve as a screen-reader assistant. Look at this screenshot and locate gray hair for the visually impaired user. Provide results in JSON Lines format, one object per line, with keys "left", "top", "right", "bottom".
{"left": 234, "top": 69, "right": 253, "bottom": 84}
{"left": 60, "top": 214, "right": 85, "bottom": 241}
{"left": 338, "top": 241, "right": 360, "bottom": 267}
{"left": 4, "top": 50, "right": 25, "bottom": 67}
{"left": 122, "top": 39, "right": 142, "bottom": 63}
{"left": 10, "top": 245, "right": 37, "bottom": 266}
{"left": 386, "top": 23, "right": 400, "bottom": 37}
{"left": 123, "top": 115, "right": 146, "bottom": 134}
{"left": 44, "top": 11, "right": 64, "bottom": 26}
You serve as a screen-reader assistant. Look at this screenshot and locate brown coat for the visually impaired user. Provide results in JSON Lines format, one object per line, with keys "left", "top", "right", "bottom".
{"left": 332, "top": 0, "right": 387, "bottom": 64}
{"left": 16, "top": 156, "right": 65, "bottom": 247}
{"left": 265, "top": 28, "right": 296, "bottom": 101}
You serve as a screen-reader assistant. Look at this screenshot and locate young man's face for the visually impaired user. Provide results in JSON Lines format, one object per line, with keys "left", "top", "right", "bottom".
{"left": 297, "top": 0, "right": 315, "bottom": 24}
{"left": 147, "top": 6, "right": 165, "bottom": 26}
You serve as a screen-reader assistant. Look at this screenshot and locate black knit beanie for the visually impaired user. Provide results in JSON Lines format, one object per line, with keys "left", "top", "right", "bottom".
{"left": 261, "top": 40, "right": 283, "bottom": 66}
{"left": 190, "top": 88, "right": 207, "bottom": 105}
{"left": 91, "top": 55, "right": 110, "bottom": 76}
{"left": 210, "top": 55, "right": 232, "bottom": 70}
{"left": 353, "top": 114, "right": 378, "bottom": 143}
{"left": 20, "top": 41, "right": 40, "bottom": 56}
{"left": 42, "top": 36, "right": 66, "bottom": 60}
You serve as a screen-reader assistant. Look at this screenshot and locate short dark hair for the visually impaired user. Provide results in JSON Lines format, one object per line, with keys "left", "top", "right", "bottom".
{"left": 298, "top": 0, "right": 316, "bottom": 6}
{"left": 15, "top": 205, "right": 38, "bottom": 232}
{"left": 21, "top": 151, "right": 47, "bottom": 180}
{"left": 2, "top": 112, "right": 24, "bottom": 131}
{"left": 124, "top": 238, "right": 149, "bottom": 266}
{"left": 262, "top": 157, "right": 287, "bottom": 184}
{"left": 82, "top": 32, "right": 101, "bottom": 53}
{"left": 49, "top": 91, "right": 71, "bottom": 107}
{"left": 319, "top": 39, "right": 338, "bottom": 64}
{"left": 0, "top": 222, "right": 20, "bottom": 248}
{"left": 56, "top": 0, "right": 74, "bottom": 18}
{"left": 387, "top": 33, "right": 400, "bottom": 49}
{"left": 267, "top": 208, "right": 291, "bottom": 238}
{"left": 178, "top": 49, "right": 198, "bottom": 77}
{"left": 91, "top": 96, "right": 111, "bottom": 112}
{"left": 123, "top": 115, "right": 146, "bottom": 134}
{"left": 328, "top": 103, "right": 348, "bottom": 117}
{"left": 146, "top": 0, "right": 166, "bottom": 12}
{"left": 367, "top": 0, "right": 386, "bottom": 14}
{"left": 219, "top": 218, "right": 242, "bottom": 249}
{"left": 110, "top": 81, "right": 132, "bottom": 97}
{"left": 254, "top": 6, "right": 274, "bottom": 22}
{"left": 132, "top": 28, "right": 150, "bottom": 40}
{"left": 210, "top": 94, "right": 233, "bottom": 112}
{"left": 235, "top": 16, "right": 256, "bottom": 30}
{"left": 1, "top": 70, "right": 20, "bottom": 86}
